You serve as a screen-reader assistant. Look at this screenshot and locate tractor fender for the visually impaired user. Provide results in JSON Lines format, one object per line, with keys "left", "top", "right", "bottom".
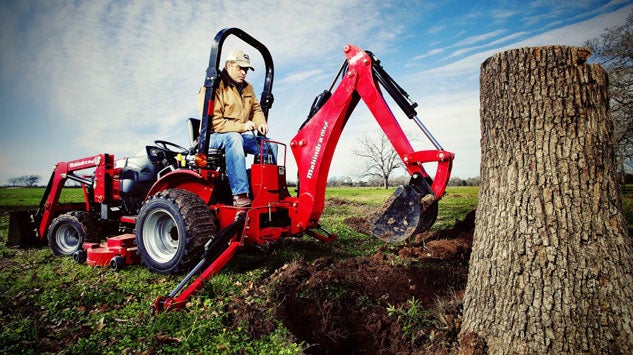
{"left": 146, "top": 169, "right": 215, "bottom": 204}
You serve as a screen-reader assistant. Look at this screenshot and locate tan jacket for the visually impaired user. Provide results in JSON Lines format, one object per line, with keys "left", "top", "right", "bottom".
{"left": 198, "top": 79, "right": 266, "bottom": 133}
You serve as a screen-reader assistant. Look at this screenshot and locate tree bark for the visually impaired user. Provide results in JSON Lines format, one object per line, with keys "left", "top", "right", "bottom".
{"left": 460, "top": 46, "right": 633, "bottom": 354}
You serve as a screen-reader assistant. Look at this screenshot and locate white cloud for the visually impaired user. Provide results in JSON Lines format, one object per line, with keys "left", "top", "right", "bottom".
{"left": 1, "top": 1, "right": 631, "bottom": 184}
{"left": 491, "top": 9, "right": 519, "bottom": 20}
{"left": 402, "top": 3, "right": 633, "bottom": 179}
{"left": 1, "top": 0, "right": 408, "bottom": 159}
{"left": 454, "top": 29, "right": 507, "bottom": 47}
{"left": 413, "top": 48, "right": 445, "bottom": 61}
{"left": 279, "top": 69, "right": 326, "bottom": 85}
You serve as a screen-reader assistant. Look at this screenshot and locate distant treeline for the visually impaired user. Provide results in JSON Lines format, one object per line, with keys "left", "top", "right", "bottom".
{"left": 322, "top": 175, "right": 482, "bottom": 188}
{"left": 6, "top": 175, "right": 41, "bottom": 187}
{"left": 5, "top": 174, "right": 487, "bottom": 189}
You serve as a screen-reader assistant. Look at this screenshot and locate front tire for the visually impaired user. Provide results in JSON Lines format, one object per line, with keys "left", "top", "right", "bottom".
{"left": 136, "top": 189, "right": 217, "bottom": 274}
{"left": 48, "top": 211, "right": 100, "bottom": 256}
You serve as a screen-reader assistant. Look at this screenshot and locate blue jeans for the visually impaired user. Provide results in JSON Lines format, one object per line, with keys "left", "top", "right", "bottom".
{"left": 209, "top": 132, "right": 276, "bottom": 196}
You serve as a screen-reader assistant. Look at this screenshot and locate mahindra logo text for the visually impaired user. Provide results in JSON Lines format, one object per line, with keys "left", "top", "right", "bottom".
{"left": 68, "top": 156, "right": 100, "bottom": 169}
{"left": 306, "top": 122, "right": 328, "bottom": 179}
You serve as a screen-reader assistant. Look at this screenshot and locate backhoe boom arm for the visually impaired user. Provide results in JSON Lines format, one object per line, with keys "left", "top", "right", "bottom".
{"left": 290, "top": 45, "right": 454, "bottom": 232}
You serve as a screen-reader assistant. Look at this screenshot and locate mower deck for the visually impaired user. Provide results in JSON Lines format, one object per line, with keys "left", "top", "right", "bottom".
{"left": 78, "top": 234, "right": 140, "bottom": 270}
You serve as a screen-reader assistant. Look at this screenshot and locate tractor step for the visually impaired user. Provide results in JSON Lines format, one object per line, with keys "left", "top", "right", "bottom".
{"left": 78, "top": 234, "right": 140, "bottom": 270}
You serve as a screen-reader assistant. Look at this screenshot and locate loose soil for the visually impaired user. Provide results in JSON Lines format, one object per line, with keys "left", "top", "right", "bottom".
{"left": 228, "top": 209, "right": 476, "bottom": 354}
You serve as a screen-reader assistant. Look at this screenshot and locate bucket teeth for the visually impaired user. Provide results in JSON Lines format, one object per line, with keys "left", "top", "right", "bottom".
{"left": 421, "top": 193, "right": 436, "bottom": 209}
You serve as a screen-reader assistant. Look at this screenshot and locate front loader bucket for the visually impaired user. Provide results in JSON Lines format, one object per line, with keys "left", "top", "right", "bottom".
{"left": 7, "top": 210, "right": 40, "bottom": 248}
{"left": 368, "top": 178, "right": 439, "bottom": 243}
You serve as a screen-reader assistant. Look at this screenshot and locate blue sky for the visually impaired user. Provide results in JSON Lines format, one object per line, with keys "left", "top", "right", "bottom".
{"left": 1, "top": 0, "right": 632, "bottom": 185}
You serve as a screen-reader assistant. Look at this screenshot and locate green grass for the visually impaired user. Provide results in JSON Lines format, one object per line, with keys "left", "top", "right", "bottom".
{"left": 0, "top": 186, "right": 84, "bottom": 211}
{"left": 0, "top": 185, "right": 631, "bottom": 353}
{"left": 325, "top": 186, "right": 478, "bottom": 231}
{"left": 432, "top": 186, "right": 478, "bottom": 229}
{"left": 0, "top": 243, "right": 302, "bottom": 354}
{"left": 387, "top": 297, "right": 434, "bottom": 345}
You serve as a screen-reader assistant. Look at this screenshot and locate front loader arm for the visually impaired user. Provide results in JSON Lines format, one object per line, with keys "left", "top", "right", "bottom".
{"left": 290, "top": 45, "right": 454, "bottom": 234}
{"left": 35, "top": 154, "right": 115, "bottom": 240}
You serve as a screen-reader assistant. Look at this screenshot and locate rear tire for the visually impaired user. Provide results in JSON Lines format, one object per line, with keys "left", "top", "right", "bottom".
{"left": 135, "top": 189, "right": 217, "bottom": 274}
{"left": 48, "top": 211, "right": 100, "bottom": 256}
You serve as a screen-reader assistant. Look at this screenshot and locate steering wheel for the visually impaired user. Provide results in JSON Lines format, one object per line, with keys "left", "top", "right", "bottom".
{"left": 154, "top": 140, "right": 189, "bottom": 155}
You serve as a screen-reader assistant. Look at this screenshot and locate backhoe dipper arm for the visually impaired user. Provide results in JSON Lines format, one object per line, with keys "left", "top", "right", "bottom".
{"left": 290, "top": 45, "right": 454, "bottom": 233}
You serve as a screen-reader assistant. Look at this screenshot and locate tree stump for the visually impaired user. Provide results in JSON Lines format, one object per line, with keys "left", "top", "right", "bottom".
{"left": 460, "top": 46, "right": 632, "bottom": 353}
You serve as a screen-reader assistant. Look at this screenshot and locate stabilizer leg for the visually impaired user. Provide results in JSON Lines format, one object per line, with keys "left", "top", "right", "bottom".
{"left": 153, "top": 212, "right": 246, "bottom": 312}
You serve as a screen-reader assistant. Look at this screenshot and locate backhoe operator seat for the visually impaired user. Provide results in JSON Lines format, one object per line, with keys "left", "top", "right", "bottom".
{"left": 187, "top": 118, "right": 225, "bottom": 169}
{"left": 187, "top": 117, "right": 201, "bottom": 149}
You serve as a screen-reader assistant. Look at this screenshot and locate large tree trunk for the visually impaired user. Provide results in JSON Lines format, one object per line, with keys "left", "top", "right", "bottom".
{"left": 460, "top": 46, "right": 633, "bottom": 353}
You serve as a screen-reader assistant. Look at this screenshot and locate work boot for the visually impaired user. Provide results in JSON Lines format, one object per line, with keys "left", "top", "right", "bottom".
{"left": 233, "top": 194, "right": 251, "bottom": 207}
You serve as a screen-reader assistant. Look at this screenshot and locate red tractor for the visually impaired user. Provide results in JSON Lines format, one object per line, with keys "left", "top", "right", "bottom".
{"left": 9, "top": 28, "right": 454, "bottom": 311}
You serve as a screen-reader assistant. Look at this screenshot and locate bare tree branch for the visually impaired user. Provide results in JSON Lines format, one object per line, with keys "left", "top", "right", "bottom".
{"left": 586, "top": 10, "right": 633, "bottom": 176}
{"left": 353, "top": 133, "right": 403, "bottom": 188}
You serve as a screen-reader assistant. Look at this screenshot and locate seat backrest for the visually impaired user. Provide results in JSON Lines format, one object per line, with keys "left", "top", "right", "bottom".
{"left": 187, "top": 118, "right": 201, "bottom": 147}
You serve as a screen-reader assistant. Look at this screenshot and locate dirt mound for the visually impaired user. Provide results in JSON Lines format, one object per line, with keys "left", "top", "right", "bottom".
{"left": 400, "top": 209, "right": 475, "bottom": 263}
{"left": 268, "top": 255, "right": 467, "bottom": 353}
{"left": 226, "top": 210, "right": 476, "bottom": 354}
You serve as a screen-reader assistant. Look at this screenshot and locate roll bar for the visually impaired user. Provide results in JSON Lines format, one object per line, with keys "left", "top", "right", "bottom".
{"left": 198, "top": 28, "right": 275, "bottom": 156}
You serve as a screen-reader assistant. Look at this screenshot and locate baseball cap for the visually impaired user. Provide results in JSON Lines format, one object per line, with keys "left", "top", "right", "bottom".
{"left": 225, "top": 50, "right": 254, "bottom": 70}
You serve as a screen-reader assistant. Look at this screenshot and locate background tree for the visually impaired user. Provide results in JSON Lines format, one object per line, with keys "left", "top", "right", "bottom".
{"left": 448, "top": 176, "right": 481, "bottom": 186}
{"left": 353, "top": 133, "right": 402, "bottom": 189}
{"left": 7, "top": 177, "right": 19, "bottom": 187}
{"left": 327, "top": 176, "right": 353, "bottom": 187}
{"left": 7, "top": 175, "right": 41, "bottom": 187}
{"left": 24, "top": 175, "right": 41, "bottom": 187}
{"left": 460, "top": 46, "right": 633, "bottom": 353}
{"left": 585, "top": 11, "right": 633, "bottom": 177}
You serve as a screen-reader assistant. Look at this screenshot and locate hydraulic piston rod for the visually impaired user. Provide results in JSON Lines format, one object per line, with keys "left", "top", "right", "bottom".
{"left": 412, "top": 115, "right": 444, "bottom": 151}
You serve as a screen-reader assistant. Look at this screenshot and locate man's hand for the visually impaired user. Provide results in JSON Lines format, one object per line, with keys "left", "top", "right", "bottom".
{"left": 243, "top": 121, "right": 256, "bottom": 132}
{"left": 257, "top": 122, "right": 269, "bottom": 135}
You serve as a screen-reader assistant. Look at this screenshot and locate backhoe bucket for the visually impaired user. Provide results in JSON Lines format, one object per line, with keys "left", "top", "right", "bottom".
{"left": 368, "top": 178, "right": 438, "bottom": 243}
{"left": 7, "top": 210, "right": 40, "bottom": 248}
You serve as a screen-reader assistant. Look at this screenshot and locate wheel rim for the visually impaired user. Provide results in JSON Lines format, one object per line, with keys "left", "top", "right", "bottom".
{"left": 55, "top": 224, "right": 81, "bottom": 254}
{"left": 142, "top": 208, "right": 181, "bottom": 263}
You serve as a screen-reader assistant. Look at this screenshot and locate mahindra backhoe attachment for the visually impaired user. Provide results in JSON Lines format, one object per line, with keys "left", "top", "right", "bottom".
{"left": 354, "top": 49, "right": 454, "bottom": 242}
{"left": 291, "top": 45, "right": 453, "bottom": 243}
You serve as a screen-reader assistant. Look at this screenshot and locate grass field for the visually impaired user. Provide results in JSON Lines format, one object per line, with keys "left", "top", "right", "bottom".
{"left": 0, "top": 185, "right": 630, "bottom": 353}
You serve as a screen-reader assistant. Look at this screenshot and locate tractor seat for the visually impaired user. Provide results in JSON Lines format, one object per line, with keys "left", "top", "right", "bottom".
{"left": 118, "top": 154, "right": 159, "bottom": 196}
{"left": 187, "top": 118, "right": 225, "bottom": 168}
{"left": 187, "top": 117, "right": 201, "bottom": 148}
